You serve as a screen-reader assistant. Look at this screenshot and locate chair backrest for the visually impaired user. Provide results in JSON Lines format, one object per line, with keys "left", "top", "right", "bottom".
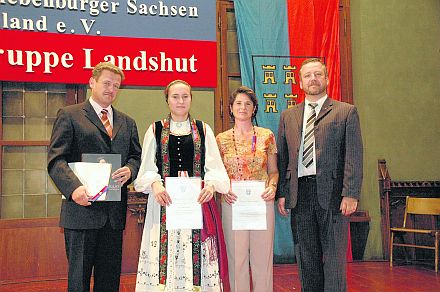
{"left": 402, "top": 196, "right": 440, "bottom": 227}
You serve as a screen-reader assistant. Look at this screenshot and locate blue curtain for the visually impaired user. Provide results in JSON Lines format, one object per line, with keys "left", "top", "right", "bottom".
{"left": 235, "top": 0, "right": 295, "bottom": 263}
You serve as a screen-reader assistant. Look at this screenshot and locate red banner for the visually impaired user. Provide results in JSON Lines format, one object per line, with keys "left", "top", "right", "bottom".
{"left": 287, "top": 0, "right": 341, "bottom": 101}
{"left": 0, "top": 30, "right": 216, "bottom": 87}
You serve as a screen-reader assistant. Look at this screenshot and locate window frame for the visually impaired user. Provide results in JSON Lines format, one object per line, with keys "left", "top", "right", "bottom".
{"left": 0, "top": 82, "right": 86, "bottom": 218}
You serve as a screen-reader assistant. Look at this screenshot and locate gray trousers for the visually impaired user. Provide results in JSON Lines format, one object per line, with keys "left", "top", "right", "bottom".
{"left": 290, "top": 177, "right": 348, "bottom": 292}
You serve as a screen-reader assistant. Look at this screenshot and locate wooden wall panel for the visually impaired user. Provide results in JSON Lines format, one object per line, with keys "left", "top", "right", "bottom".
{"left": 0, "top": 218, "right": 67, "bottom": 282}
{"left": 0, "top": 209, "right": 144, "bottom": 283}
{"left": 121, "top": 210, "right": 144, "bottom": 274}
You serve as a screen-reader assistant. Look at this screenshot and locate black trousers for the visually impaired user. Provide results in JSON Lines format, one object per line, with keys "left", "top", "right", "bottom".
{"left": 290, "top": 176, "right": 348, "bottom": 292}
{"left": 64, "top": 220, "right": 123, "bottom": 292}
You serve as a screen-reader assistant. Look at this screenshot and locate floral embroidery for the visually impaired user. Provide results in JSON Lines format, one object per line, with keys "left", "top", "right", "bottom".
{"left": 192, "top": 229, "right": 201, "bottom": 286}
{"left": 159, "top": 206, "right": 167, "bottom": 284}
{"left": 158, "top": 114, "right": 203, "bottom": 287}
{"left": 160, "top": 254, "right": 167, "bottom": 265}
{"left": 191, "top": 118, "right": 202, "bottom": 177}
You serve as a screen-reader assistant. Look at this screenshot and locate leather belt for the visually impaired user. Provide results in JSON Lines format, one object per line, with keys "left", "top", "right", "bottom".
{"left": 299, "top": 175, "right": 316, "bottom": 182}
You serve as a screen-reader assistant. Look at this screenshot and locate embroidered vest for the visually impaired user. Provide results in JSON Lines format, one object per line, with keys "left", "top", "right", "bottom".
{"left": 154, "top": 119, "right": 206, "bottom": 178}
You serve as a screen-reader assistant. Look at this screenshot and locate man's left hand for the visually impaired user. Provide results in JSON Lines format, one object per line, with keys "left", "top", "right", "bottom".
{"left": 340, "top": 196, "right": 358, "bottom": 216}
{"left": 112, "top": 166, "right": 132, "bottom": 186}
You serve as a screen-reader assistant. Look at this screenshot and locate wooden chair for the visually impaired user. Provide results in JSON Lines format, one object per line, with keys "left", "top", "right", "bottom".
{"left": 390, "top": 196, "right": 440, "bottom": 272}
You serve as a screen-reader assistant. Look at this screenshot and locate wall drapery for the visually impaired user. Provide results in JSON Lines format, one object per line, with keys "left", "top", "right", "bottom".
{"left": 234, "top": 0, "right": 342, "bottom": 262}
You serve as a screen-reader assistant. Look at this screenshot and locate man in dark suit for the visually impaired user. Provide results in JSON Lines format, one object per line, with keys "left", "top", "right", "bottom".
{"left": 48, "top": 62, "right": 141, "bottom": 292}
{"left": 276, "top": 58, "right": 363, "bottom": 292}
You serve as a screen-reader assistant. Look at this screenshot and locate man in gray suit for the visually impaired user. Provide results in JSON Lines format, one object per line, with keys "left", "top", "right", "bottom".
{"left": 48, "top": 62, "right": 141, "bottom": 291}
{"left": 277, "top": 58, "right": 363, "bottom": 291}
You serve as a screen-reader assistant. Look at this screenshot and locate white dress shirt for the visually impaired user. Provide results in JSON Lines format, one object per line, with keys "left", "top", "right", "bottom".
{"left": 298, "top": 95, "right": 327, "bottom": 178}
{"left": 89, "top": 97, "right": 113, "bottom": 128}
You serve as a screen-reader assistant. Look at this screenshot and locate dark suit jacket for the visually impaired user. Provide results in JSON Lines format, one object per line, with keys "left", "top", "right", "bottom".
{"left": 277, "top": 97, "right": 363, "bottom": 212}
{"left": 47, "top": 100, "right": 141, "bottom": 230}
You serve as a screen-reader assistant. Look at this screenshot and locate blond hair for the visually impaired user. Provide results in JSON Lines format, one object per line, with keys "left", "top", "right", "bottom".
{"left": 92, "top": 62, "right": 125, "bottom": 81}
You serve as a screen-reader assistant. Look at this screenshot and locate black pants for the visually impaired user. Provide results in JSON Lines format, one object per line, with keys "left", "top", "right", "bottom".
{"left": 290, "top": 176, "right": 348, "bottom": 292}
{"left": 64, "top": 220, "right": 123, "bottom": 292}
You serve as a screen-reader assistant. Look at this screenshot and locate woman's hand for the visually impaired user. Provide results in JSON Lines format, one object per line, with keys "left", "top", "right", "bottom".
{"left": 223, "top": 190, "right": 237, "bottom": 205}
{"left": 261, "top": 185, "right": 276, "bottom": 201}
{"left": 152, "top": 181, "right": 171, "bottom": 206}
{"left": 198, "top": 184, "right": 215, "bottom": 204}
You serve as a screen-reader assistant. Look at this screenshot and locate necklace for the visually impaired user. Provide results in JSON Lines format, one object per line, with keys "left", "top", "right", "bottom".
{"left": 232, "top": 126, "right": 257, "bottom": 179}
{"left": 170, "top": 117, "right": 190, "bottom": 135}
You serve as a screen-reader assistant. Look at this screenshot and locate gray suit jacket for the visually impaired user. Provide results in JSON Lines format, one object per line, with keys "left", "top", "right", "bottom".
{"left": 276, "top": 97, "right": 363, "bottom": 212}
{"left": 47, "top": 100, "right": 141, "bottom": 230}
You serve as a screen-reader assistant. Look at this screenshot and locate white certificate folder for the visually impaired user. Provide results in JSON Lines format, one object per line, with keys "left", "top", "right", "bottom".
{"left": 165, "top": 177, "right": 202, "bottom": 230}
{"left": 67, "top": 162, "right": 111, "bottom": 202}
{"left": 82, "top": 153, "right": 122, "bottom": 201}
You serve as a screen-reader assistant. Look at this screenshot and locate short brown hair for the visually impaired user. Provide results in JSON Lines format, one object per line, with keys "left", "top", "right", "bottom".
{"left": 229, "top": 86, "right": 258, "bottom": 119}
{"left": 92, "top": 62, "right": 125, "bottom": 81}
{"left": 299, "top": 58, "right": 328, "bottom": 77}
{"left": 164, "top": 80, "right": 192, "bottom": 103}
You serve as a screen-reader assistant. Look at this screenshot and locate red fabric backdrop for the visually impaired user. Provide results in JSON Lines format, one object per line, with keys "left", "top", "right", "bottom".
{"left": 286, "top": 0, "right": 341, "bottom": 102}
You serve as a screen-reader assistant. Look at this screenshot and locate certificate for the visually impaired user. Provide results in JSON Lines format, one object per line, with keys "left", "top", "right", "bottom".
{"left": 82, "top": 153, "right": 122, "bottom": 201}
{"left": 165, "top": 177, "right": 202, "bottom": 230}
{"left": 231, "top": 180, "right": 266, "bottom": 230}
{"left": 68, "top": 162, "right": 112, "bottom": 201}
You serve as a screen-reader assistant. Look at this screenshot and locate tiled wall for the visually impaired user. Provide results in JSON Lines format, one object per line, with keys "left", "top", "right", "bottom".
{"left": 1, "top": 82, "right": 66, "bottom": 218}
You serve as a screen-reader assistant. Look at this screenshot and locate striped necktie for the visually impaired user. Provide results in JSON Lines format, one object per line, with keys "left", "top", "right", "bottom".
{"left": 302, "top": 103, "right": 318, "bottom": 168}
{"left": 100, "top": 109, "right": 113, "bottom": 138}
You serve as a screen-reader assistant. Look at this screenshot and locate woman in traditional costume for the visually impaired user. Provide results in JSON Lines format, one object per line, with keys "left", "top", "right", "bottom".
{"left": 134, "top": 80, "right": 230, "bottom": 292}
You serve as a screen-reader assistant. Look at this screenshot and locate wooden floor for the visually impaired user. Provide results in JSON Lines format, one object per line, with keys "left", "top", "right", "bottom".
{"left": 1, "top": 261, "right": 440, "bottom": 291}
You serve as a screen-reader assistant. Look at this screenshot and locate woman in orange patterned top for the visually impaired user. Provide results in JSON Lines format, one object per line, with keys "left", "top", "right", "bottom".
{"left": 216, "top": 86, "right": 279, "bottom": 292}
